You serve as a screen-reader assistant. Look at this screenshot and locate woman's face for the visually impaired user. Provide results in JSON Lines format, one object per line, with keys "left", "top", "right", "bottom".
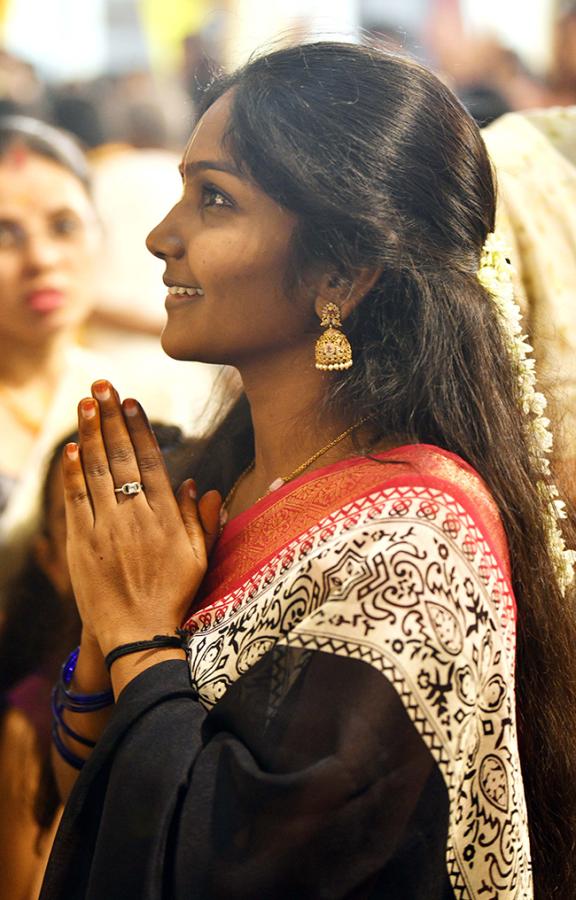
{"left": 146, "top": 91, "right": 318, "bottom": 366}
{"left": 0, "top": 149, "right": 99, "bottom": 348}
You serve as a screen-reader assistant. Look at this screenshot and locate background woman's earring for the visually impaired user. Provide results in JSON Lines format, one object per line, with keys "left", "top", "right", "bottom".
{"left": 315, "top": 302, "right": 353, "bottom": 371}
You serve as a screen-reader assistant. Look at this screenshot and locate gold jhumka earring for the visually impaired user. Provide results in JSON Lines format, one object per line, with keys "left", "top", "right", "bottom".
{"left": 314, "top": 302, "right": 353, "bottom": 371}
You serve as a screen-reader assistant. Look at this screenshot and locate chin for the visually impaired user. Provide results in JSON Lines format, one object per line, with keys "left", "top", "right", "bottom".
{"left": 160, "top": 324, "right": 237, "bottom": 366}
{"left": 160, "top": 329, "right": 203, "bottom": 362}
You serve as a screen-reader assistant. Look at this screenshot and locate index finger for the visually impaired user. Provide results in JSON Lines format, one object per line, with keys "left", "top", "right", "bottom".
{"left": 62, "top": 441, "right": 94, "bottom": 532}
{"left": 122, "top": 398, "right": 178, "bottom": 512}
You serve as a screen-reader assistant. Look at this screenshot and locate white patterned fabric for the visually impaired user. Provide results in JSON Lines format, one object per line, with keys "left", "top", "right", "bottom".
{"left": 185, "top": 477, "right": 532, "bottom": 898}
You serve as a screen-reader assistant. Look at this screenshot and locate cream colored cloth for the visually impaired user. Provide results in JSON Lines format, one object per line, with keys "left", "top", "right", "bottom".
{"left": 0, "top": 345, "right": 116, "bottom": 545}
{"left": 483, "top": 109, "right": 576, "bottom": 466}
{"left": 524, "top": 106, "right": 576, "bottom": 167}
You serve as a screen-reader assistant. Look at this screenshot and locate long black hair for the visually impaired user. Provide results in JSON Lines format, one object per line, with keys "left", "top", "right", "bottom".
{"left": 189, "top": 42, "right": 576, "bottom": 898}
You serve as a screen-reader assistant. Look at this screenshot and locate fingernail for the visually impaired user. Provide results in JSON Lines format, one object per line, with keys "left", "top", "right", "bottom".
{"left": 65, "top": 442, "right": 79, "bottom": 460}
{"left": 93, "top": 380, "right": 111, "bottom": 401}
{"left": 123, "top": 398, "right": 138, "bottom": 417}
{"left": 81, "top": 399, "right": 97, "bottom": 419}
{"left": 219, "top": 507, "right": 228, "bottom": 527}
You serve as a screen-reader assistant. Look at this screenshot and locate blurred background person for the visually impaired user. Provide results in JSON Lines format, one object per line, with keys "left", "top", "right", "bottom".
{"left": 0, "top": 432, "right": 81, "bottom": 900}
{"left": 0, "top": 110, "right": 224, "bottom": 545}
{"left": 0, "top": 116, "right": 105, "bottom": 544}
{"left": 0, "top": 47, "right": 47, "bottom": 119}
{"left": 0, "top": 421, "right": 189, "bottom": 900}
{"left": 548, "top": 1, "right": 576, "bottom": 105}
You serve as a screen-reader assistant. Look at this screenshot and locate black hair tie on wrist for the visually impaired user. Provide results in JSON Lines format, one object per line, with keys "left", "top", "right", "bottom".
{"left": 105, "top": 633, "right": 188, "bottom": 671}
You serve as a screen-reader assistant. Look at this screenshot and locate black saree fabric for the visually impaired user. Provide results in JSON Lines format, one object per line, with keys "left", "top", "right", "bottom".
{"left": 41, "top": 654, "right": 454, "bottom": 899}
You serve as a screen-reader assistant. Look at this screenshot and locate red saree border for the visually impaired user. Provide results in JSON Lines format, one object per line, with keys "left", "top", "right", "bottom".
{"left": 192, "top": 444, "right": 512, "bottom": 613}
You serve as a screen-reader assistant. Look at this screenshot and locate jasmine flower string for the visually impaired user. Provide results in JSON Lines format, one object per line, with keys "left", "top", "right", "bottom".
{"left": 478, "top": 232, "right": 576, "bottom": 593}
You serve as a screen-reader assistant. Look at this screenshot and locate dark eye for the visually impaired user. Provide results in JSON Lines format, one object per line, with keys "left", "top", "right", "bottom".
{"left": 201, "top": 184, "right": 232, "bottom": 209}
{"left": 0, "top": 220, "right": 23, "bottom": 248}
{"left": 51, "top": 215, "right": 81, "bottom": 236}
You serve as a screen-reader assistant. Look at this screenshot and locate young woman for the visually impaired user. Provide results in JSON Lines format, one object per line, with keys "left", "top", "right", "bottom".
{"left": 0, "top": 116, "right": 102, "bottom": 543}
{"left": 41, "top": 43, "right": 576, "bottom": 899}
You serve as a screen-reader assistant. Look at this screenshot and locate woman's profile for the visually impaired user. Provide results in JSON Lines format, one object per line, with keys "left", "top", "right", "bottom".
{"left": 40, "top": 42, "right": 576, "bottom": 899}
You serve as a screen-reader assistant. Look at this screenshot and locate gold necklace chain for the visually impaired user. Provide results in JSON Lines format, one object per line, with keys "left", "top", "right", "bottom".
{"left": 224, "top": 417, "right": 370, "bottom": 513}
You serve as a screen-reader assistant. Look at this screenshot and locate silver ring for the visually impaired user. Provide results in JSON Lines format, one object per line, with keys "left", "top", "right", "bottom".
{"left": 114, "top": 481, "right": 144, "bottom": 496}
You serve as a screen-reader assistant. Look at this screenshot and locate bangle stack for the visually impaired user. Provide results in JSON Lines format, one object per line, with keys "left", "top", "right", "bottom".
{"left": 51, "top": 647, "right": 114, "bottom": 770}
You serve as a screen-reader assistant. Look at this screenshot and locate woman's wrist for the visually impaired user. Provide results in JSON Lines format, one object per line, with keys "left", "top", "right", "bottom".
{"left": 95, "top": 623, "right": 183, "bottom": 660}
{"left": 73, "top": 631, "right": 112, "bottom": 693}
{"left": 52, "top": 641, "right": 115, "bottom": 773}
{"left": 108, "top": 646, "right": 187, "bottom": 699}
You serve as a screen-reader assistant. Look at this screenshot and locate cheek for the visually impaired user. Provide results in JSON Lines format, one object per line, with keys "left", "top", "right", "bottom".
{"left": 64, "top": 238, "right": 99, "bottom": 305}
{"left": 190, "top": 227, "right": 291, "bottom": 297}
{"left": 0, "top": 254, "right": 22, "bottom": 293}
{"left": 69, "top": 234, "right": 98, "bottom": 271}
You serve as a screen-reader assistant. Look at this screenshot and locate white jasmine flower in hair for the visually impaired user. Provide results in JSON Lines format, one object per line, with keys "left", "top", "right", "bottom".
{"left": 479, "top": 231, "right": 575, "bottom": 593}
{"left": 531, "top": 392, "right": 547, "bottom": 415}
{"left": 554, "top": 499, "right": 568, "bottom": 520}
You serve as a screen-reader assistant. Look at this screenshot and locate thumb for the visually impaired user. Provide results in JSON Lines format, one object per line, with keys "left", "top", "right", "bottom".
{"left": 176, "top": 479, "right": 207, "bottom": 560}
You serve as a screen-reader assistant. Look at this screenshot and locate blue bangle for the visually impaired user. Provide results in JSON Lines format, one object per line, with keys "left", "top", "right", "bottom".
{"left": 62, "top": 646, "right": 80, "bottom": 685}
{"left": 51, "top": 722, "right": 86, "bottom": 771}
{"left": 51, "top": 688, "right": 97, "bottom": 749}
{"left": 58, "top": 647, "right": 114, "bottom": 711}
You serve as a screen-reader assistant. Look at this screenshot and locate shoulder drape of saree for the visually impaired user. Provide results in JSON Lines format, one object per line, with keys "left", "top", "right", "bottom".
{"left": 180, "top": 444, "right": 530, "bottom": 898}
{"left": 189, "top": 444, "right": 512, "bottom": 618}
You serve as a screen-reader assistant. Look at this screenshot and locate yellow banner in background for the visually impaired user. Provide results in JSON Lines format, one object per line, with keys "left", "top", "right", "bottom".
{"left": 0, "top": 0, "right": 12, "bottom": 33}
{"left": 140, "top": 0, "right": 211, "bottom": 72}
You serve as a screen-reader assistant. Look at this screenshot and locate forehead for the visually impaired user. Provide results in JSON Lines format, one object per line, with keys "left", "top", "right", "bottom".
{"left": 182, "top": 91, "right": 234, "bottom": 167}
{"left": 0, "top": 151, "right": 90, "bottom": 212}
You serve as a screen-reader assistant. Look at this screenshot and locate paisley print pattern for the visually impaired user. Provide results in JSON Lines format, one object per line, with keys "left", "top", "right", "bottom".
{"left": 184, "top": 480, "right": 532, "bottom": 898}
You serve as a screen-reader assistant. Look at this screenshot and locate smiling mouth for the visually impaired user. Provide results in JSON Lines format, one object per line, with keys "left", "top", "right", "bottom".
{"left": 166, "top": 285, "right": 205, "bottom": 297}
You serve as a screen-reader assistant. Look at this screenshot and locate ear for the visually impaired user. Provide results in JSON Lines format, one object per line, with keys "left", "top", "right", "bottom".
{"left": 313, "top": 267, "right": 383, "bottom": 321}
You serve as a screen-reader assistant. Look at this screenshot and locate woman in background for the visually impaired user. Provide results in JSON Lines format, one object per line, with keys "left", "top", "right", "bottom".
{"left": 0, "top": 431, "right": 79, "bottom": 900}
{"left": 0, "top": 423, "right": 187, "bottom": 900}
{"left": 0, "top": 116, "right": 102, "bottom": 543}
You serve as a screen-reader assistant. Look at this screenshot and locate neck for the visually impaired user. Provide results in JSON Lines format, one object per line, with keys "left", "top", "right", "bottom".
{"left": 0, "top": 332, "right": 71, "bottom": 387}
{"left": 238, "top": 345, "right": 359, "bottom": 493}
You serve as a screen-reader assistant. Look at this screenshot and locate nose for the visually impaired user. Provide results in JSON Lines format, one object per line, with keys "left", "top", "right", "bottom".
{"left": 24, "top": 233, "right": 63, "bottom": 272}
{"left": 146, "top": 210, "right": 185, "bottom": 261}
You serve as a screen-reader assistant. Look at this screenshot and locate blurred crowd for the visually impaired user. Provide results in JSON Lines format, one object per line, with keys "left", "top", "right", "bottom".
{"left": 0, "top": 0, "right": 575, "bottom": 897}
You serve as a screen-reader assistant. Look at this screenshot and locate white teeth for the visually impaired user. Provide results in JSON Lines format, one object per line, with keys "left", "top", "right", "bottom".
{"left": 167, "top": 285, "right": 205, "bottom": 296}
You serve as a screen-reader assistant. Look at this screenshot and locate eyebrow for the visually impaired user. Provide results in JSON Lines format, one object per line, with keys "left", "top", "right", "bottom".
{"left": 0, "top": 205, "right": 81, "bottom": 219}
{"left": 178, "top": 159, "right": 243, "bottom": 180}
